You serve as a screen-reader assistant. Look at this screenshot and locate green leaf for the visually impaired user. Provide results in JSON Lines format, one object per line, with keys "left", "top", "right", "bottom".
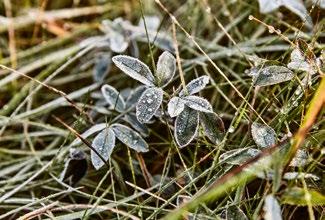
{"left": 281, "top": 187, "right": 325, "bottom": 206}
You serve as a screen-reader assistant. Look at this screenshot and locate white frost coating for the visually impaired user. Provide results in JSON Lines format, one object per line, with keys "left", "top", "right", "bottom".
{"left": 136, "top": 87, "right": 163, "bottom": 123}
{"left": 101, "top": 84, "right": 126, "bottom": 113}
{"left": 179, "top": 75, "right": 210, "bottom": 96}
{"left": 70, "top": 123, "right": 108, "bottom": 147}
{"left": 258, "top": 0, "right": 313, "bottom": 28}
{"left": 251, "top": 122, "right": 276, "bottom": 148}
{"left": 112, "top": 55, "right": 155, "bottom": 86}
{"left": 251, "top": 65, "right": 294, "bottom": 87}
{"left": 91, "top": 128, "right": 115, "bottom": 170}
{"left": 126, "top": 86, "right": 146, "bottom": 108}
{"left": 156, "top": 51, "right": 176, "bottom": 87}
{"left": 219, "top": 147, "right": 261, "bottom": 165}
{"left": 183, "top": 95, "right": 213, "bottom": 113}
{"left": 283, "top": 172, "right": 320, "bottom": 181}
{"left": 264, "top": 195, "right": 282, "bottom": 220}
{"left": 167, "top": 97, "right": 185, "bottom": 118}
{"left": 174, "top": 107, "right": 199, "bottom": 148}
{"left": 111, "top": 123, "right": 149, "bottom": 152}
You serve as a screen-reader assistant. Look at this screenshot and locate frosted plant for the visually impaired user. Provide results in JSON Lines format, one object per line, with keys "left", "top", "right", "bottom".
{"left": 248, "top": 65, "right": 294, "bottom": 87}
{"left": 112, "top": 51, "right": 176, "bottom": 123}
{"left": 263, "top": 195, "right": 282, "bottom": 220}
{"left": 257, "top": 0, "right": 313, "bottom": 28}
{"left": 93, "top": 52, "right": 112, "bottom": 83}
{"left": 251, "top": 122, "right": 277, "bottom": 148}
{"left": 70, "top": 84, "right": 152, "bottom": 170}
{"left": 167, "top": 76, "right": 224, "bottom": 147}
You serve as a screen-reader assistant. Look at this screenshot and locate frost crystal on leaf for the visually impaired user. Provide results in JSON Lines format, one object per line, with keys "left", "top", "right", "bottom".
{"left": 112, "top": 55, "right": 155, "bottom": 86}
{"left": 258, "top": 0, "right": 282, "bottom": 13}
{"left": 138, "top": 15, "right": 161, "bottom": 32}
{"left": 179, "top": 75, "right": 210, "bottom": 97}
{"left": 91, "top": 128, "right": 115, "bottom": 170}
{"left": 101, "top": 84, "right": 125, "bottom": 113}
{"left": 110, "top": 31, "right": 129, "bottom": 53}
{"left": 200, "top": 112, "right": 225, "bottom": 144}
{"left": 175, "top": 106, "right": 199, "bottom": 148}
{"left": 251, "top": 122, "right": 276, "bottom": 148}
{"left": 264, "top": 195, "right": 282, "bottom": 220}
{"left": 167, "top": 97, "right": 185, "bottom": 118}
{"left": 70, "top": 123, "right": 108, "bottom": 147}
{"left": 111, "top": 123, "right": 149, "bottom": 152}
{"left": 287, "top": 48, "right": 317, "bottom": 75}
{"left": 250, "top": 65, "right": 294, "bottom": 87}
{"left": 136, "top": 87, "right": 163, "bottom": 123}
{"left": 156, "top": 51, "right": 176, "bottom": 87}
{"left": 183, "top": 96, "right": 213, "bottom": 113}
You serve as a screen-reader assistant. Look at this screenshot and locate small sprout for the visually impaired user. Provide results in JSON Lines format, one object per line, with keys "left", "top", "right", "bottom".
{"left": 251, "top": 122, "right": 276, "bottom": 148}
{"left": 101, "top": 84, "right": 126, "bottom": 113}
{"left": 111, "top": 123, "right": 149, "bottom": 152}
{"left": 91, "top": 128, "right": 115, "bottom": 170}
{"left": 249, "top": 65, "right": 294, "bottom": 87}
{"left": 264, "top": 195, "right": 282, "bottom": 220}
{"left": 174, "top": 106, "right": 199, "bottom": 148}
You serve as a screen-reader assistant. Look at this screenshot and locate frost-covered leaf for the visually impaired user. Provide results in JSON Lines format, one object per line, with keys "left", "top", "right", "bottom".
{"left": 289, "top": 149, "right": 309, "bottom": 167}
{"left": 251, "top": 122, "right": 276, "bottom": 148}
{"left": 200, "top": 112, "right": 225, "bottom": 144}
{"left": 138, "top": 15, "right": 160, "bottom": 31}
{"left": 282, "top": 0, "right": 313, "bottom": 29}
{"left": 136, "top": 87, "right": 163, "bottom": 123}
{"left": 264, "top": 195, "right": 282, "bottom": 220}
{"left": 251, "top": 65, "right": 294, "bottom": 87}
{"left": 183, "top": 96, "right": 213, "bottom": 113}
{"left": 179, "top": 75, "right": 210, "bottom": 96}
{"left": 219, "top": 147, "right": 261, "bottom": 165}
{"left": 91, "top": 128, "right": 115, "bottom": 170}
{"left": 283, "top": 172, "right": 320, "bottom": 181}
{"left": 126, "top": 86, "right": 146, "bottom": 108}
{"left": 282, "top": 187, "right": 325, "bottom": 206}
{"left": 110, "top": 31, "right": 129, "bottom": 53}
{"left": 101, "top": 84, "right": 125, "bottom": 113}
{"left": 221, "top": 205, "right": 248, "bottom": 220}
{"left": 124, "top": 114, "right": 149, "bottom": 136}
{"left": 93, "top": 52, "right": 112, "bottom": 82}
{"left": 258, "top": 0, "right": 282, "bottom": 13}
{"left": 111, "top": 123, "right": 149, "bottom": 152}
{"left": 167, "top": 96, "right": 185, "bottom": 118}
{"left": 174, "top": 106, "right": 199, "bottom": 148}
{"left": 112, "top": 55, "right": 155, "bottom": 86}
{"left": 287, "top": 48, "right": 316, "bottom": 75}
{"left": 70, "top": 123, "right": 108, "bottom": 147}
{"left": 156, "top": 51, "right": 176, "bottom": 87}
